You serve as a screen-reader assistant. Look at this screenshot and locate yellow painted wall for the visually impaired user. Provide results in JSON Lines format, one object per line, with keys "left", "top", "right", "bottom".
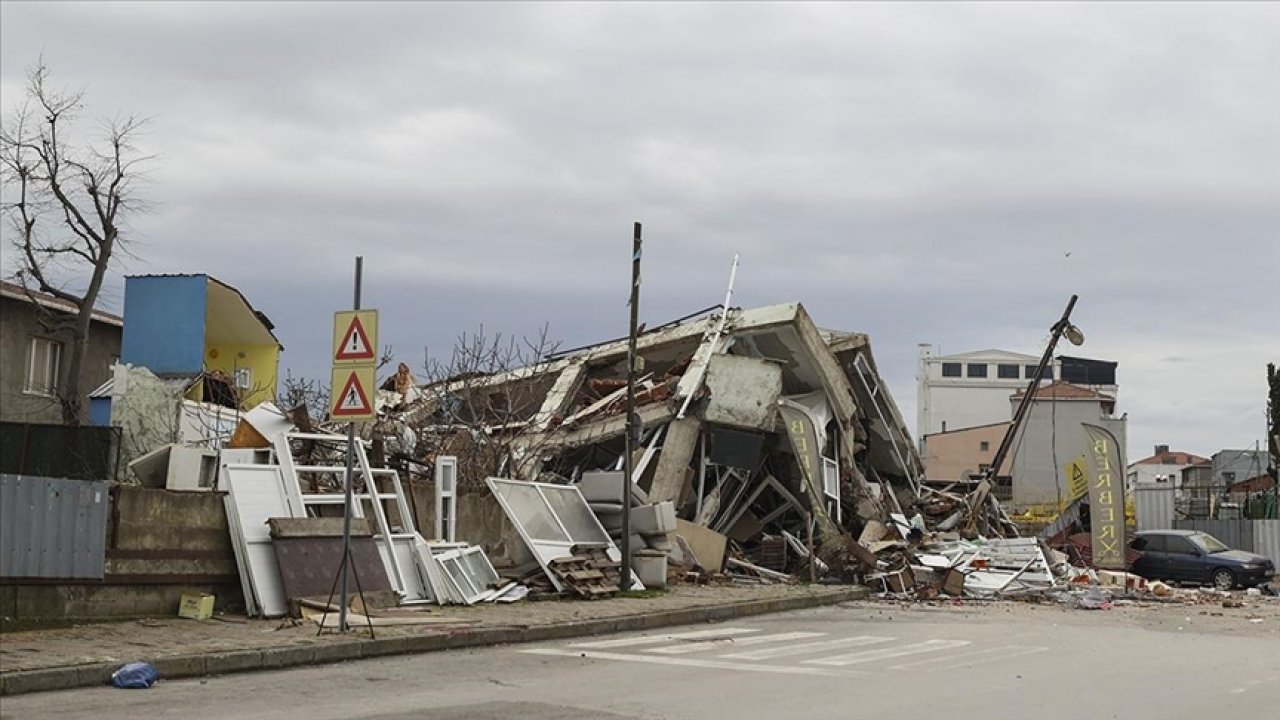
{"left": 203, "top": 342, "right": 279, "bottom": 407}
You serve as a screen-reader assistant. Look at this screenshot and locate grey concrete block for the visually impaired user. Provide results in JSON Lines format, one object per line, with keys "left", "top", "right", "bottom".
{"left": 360, "top": 637, "right": 411, "bottom": 658}
{"left": 260, "top": 645, "right": 315, "bottom": 669}
{"left": 630, "top": 501, "right": 676, "bottom": 535}
{"left": 1, "top": 666, "right": 82, "bottom": 695}
{"left": 311, "top": 641, "right": 363, "bottom": 665}
{"left": 205, "top": 650, "right": 263, "bottom": 675}
{"left": 151, "top": 654, "right": 207, "bottom": 679}
{"left": 578, "top": 471, "right": 647, "bottom": 505}
{"left": 75, "top": 663, "right": 116, "bottom": 688}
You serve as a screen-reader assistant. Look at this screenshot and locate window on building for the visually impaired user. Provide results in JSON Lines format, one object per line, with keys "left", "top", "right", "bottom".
{"left": 233, "top": 367, "right": 253, "bottom": 391}
{"left": 941, "top": 362, "right": 961, "bottom": 378}
{"left": 980, "top": 441, "right": 990, "bottom": 452}
{"left": 25, "top": 337, "right": 62, "bottom": 396}
{"left": 967, "top": 363, "right": 988, "bottom": 378}
{"left": 1026, "top": 364, "right": 1054, "bottom": 380}
{"left": 1222, "top": 472, "right": 1235, "bottom": 483}
{"left": 997, "top": 364, "right": 1019, "bottom": 379}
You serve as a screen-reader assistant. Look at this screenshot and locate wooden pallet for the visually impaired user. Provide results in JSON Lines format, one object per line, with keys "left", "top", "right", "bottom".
{"left": 548, "top": 547, "right": 622, "bottom": 599}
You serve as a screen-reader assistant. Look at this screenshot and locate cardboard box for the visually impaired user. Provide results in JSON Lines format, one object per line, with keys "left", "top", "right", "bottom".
{"left": 178, "top": 592, "right": 214, "bottom": 620}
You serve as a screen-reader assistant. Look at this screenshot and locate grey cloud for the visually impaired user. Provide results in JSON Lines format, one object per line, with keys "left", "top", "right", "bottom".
{"left": 2, "top": 1, "right": 1276, "bottom": 457}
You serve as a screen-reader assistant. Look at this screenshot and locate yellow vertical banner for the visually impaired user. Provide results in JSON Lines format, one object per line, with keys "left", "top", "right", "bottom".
{"left": 1083, "top": 424, "right": 1127, "bottom": 569}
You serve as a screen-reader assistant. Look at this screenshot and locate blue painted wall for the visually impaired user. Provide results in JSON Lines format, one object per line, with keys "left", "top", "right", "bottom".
{"left": 89, "top": 397, "right": 111, "bottom": 427}
{"left": 120, "top": 276, "right": 207, "bottom": 374}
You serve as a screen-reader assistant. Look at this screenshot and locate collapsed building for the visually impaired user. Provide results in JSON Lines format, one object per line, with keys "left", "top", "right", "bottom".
{"left": 372, "top": 302, "right": 967, "bottom": 583}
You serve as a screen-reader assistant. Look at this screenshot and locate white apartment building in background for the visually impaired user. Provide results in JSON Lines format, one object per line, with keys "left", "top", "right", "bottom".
{"left": 915, "top": 344, "right": 1120, "bottom": 451}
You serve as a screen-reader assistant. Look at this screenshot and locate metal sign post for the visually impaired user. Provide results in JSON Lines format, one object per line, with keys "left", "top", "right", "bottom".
{"left": 325, "top": 257, "right": 378, "bottom": 633}
{"left": 339, "top": 257, "right": 362, "bottom": 632}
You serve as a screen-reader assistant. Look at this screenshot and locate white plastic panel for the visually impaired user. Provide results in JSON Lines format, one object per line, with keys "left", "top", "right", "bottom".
{"left": 221, "top": 464, "right": 291, "bottom": 617}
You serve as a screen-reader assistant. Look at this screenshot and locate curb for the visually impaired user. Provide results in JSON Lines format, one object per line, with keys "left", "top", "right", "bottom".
{"left": 0, "top": 586, "right": 868, "bottom": 697}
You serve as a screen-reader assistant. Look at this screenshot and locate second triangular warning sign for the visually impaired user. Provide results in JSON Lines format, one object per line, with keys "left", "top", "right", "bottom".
{"left": 329, "top": 366, "right": 375, "bottom": 420}
{"left": 333, "top": 310, "right": 378, "bottom": 364}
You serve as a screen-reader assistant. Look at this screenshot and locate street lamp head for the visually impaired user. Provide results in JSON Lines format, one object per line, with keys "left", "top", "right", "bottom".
{"left": 1065, "top": 324, "right": 1085, "bottom": 346}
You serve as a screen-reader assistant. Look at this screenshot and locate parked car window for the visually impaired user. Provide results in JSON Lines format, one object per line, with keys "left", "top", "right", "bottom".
{"left": 1190, "top": 532, "right": 1229, "bottom": 554}
{"left": 1165, "top": 535, "right": 1198, "bottom": 555}
{"left": 1135, "top": 534, "right": 1166, "bottom": 552}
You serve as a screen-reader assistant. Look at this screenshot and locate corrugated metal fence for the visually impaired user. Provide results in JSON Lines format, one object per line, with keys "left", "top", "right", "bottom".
{"left": 1172, "top": 518, "right": 1280, "bottom": 568}
{"left": 0, "top": 474, "right": 109, "bottom": 579}
{"left": 1134, "top": 486, "right": 1175, "bottom": 531}
{"left": 1172, "top": 519, "right": 1254, "bottom": 552}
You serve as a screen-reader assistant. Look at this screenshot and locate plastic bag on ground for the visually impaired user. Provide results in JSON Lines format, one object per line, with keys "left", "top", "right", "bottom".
{"left": 1078, "top": 586, "right": 1112, "bottom": 610}
{"left": 110, "top": 662, "right": 159, "bottom": 689}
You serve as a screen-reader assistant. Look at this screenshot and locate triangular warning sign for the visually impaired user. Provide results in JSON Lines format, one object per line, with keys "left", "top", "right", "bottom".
{"left": 331, "top": 371, "right": 373, "bottom": 417}
{"left": 335, "top": 316, "right": 375, "bottom": 362}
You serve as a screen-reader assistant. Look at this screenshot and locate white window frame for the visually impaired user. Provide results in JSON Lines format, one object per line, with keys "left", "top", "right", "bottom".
{"left": 25, "top": 336, "right": 62, "bottom": 396}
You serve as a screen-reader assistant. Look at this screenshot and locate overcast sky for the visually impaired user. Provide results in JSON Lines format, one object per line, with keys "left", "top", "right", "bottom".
{"left": 2, "top": 2, "right": 1277, "bottom": 461}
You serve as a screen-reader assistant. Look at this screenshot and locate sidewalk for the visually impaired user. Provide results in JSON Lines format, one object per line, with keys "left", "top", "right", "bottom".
{"left": 0, "top": 584, "right": 867, "bottom": 696}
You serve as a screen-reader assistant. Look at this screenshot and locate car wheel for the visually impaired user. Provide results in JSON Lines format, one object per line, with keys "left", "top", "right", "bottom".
{"left": 1212, "top": 568, "right": 1236, "bottom": 591}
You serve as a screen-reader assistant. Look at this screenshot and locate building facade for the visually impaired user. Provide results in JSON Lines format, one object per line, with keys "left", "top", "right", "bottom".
{"left": 916, "top": 345, "right": 1120, "bottom": 448}
{"left": 93, "top": 274, "right": 283, "bottom": 471}
{"left": 1126, "top": 445, "right": 1210, "bottom": 488}
{"left": 1007, "top": 381, "right": 1127, "bottom": 508}
{"left": 921, "top": 421, "right": 1014, "bottom": 495}
{"left": 0, "top": 281, "right": 122, "bottom": 424}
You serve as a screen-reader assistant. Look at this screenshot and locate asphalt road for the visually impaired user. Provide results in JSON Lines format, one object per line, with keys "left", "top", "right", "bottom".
{"left": 3, "top": 603, "right": 1276, "bottom": 720}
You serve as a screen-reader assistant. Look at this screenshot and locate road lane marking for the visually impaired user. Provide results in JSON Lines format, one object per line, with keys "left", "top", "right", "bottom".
{"left": 522, "top": 648, "right": 872, "bottom": 678}
{"left": 805, "top": 639, "right": 970, "bottom": 666}
{"left": 888, "top": 645, "right": 1048, "bottom": 670}
{"left": 720, "top": 635, "right": 895, "bottom": 661}
{"left": 646, "top": 631, "right": 827, "bottom": 655}
{"left": 568, "top": 627, "right": 760, "bottom": 649}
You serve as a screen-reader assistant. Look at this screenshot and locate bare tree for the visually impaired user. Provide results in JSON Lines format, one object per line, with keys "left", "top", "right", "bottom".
{"left": 0, "top": 60, "right": 150, "bottom": 424}
{"left": 398, "top": 325, "right": 561, "bottom": 486}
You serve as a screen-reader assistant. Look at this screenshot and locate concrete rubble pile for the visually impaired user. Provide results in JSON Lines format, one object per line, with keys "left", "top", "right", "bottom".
{"left": 364, "top": 302, "right": 1009, "bottom": 597}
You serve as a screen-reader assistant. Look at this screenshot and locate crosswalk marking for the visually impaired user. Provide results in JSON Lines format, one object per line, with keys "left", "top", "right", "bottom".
{"left": 569, "top": 627, "right": 760, "bottom": 649}
{"left": 888, "top": 645, "right": 1048, "bottom": 671}
{"left": 522, "top": 648, "right": 873, "bottom": 678}
{"left": 805, "top": 639, "right": 970, "bottom": 667}
{"left": 646, "top": 631, "right": 827, "bottom": 655}
{"left": 719, "top": 635, "right": 895, "bottom": 661}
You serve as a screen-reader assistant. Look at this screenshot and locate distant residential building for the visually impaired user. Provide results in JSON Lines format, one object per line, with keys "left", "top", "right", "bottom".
{"left": 920, "top": 380, "right": 1126, "bottom": 507}
{"left": 1127, "top": 445, "right": 1210, "bottom": 487}
{"left": 1211, "top": 449, "right": 1269, "bottom": 489}
{"left": 1007, "top": 380, "right": 1127, "bottom": 508}
{"left": 0, "top": 280, "right": 122, "bottom": 424}
{"left": 915, "top": 344, "right": 1118, "bottom": 450}
{"left": 921, "top": 421, "right": 1013, "bottom": 496}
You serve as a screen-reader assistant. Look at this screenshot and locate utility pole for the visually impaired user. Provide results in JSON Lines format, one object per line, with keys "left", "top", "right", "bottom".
{"left": 621, "top": 222, "right": 642, "bottom": 590}
{"left": 985, "top": 294, "right": 1080, "bottom": 488}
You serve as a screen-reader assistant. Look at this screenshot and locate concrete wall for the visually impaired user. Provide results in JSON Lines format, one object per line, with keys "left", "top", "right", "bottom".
{"left": 121, "top": 275, "right": 207, "bottom": 375}
{"left": 922, "top": 384, "right": 1021, "bottom": 439}
{"left": 922, "top": 423, "right": 1012, "bottom": 482}
{"left": 404, "top": 479, "right": 531, "bottom": 568}
{"left": 0, "top": 295, "right": 121, "bottom": 424}
{"left": 1, "top": 485, "right": 240, "bottom": 630}
{"left": 1010, "top": 400, "right": 1127, "bottom": 508}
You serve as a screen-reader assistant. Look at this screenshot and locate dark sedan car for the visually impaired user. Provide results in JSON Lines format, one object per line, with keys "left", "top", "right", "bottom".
{"left": 1129, "top": 529, "right": 1275, "bottom": 590}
